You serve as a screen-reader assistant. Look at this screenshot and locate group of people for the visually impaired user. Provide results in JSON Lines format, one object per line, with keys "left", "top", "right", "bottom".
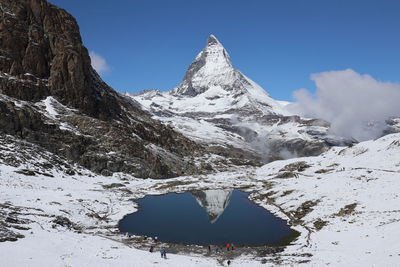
{"left": 149, "top": 236, "right": 167, "bottom": 259}
{"left": 225, "top": 243, "right": 234, "bottom": 251}
{"left": 149, "top": 246, "right": 167, "bottom": 259}
{"left": 208, "top": 243, "right": 235, "bottom": 253}
{"left": 152, "top": 245, "right": 231, "bottom": 265}
{"left": 149, "top": 237, "right": 235, "bottom": 264}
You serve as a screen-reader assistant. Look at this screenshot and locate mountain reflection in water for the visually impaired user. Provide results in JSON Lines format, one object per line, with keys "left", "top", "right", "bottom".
{"left": 191, "top": 190, "right": 233, "bottom": 223}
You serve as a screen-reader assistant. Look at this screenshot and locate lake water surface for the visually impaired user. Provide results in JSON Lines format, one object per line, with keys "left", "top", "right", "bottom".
{"left": 119, "top": 189, "right": 296, "bottom": 246}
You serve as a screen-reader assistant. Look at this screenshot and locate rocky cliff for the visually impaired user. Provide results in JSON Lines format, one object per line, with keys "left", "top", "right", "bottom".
{"left": 0, "top": 0, "right": 122, "bottom": 119}
{"left": 0, "top": 0, "right": 203, "bottom": 178}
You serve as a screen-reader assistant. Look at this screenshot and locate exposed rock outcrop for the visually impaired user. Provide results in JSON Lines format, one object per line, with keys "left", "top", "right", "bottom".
{"left": 0, "top": 0, "right": 121, "bottom": 120}
{"left": 0, "top": 0, "right": 203, "bottom": 178}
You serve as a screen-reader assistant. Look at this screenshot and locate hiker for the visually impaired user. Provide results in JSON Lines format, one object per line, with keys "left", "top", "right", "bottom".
{"left": 149, "top": 246, "right": 154, "bottom": 253}
{"left": 208, "top": 245, "right": 211, "bottom": 253}
{"left": 231, "top": 243, "right": 234, "bottom": 250}
{"left": 226, "top": 243, "right": 231, "bottom": 251}
{"left": 159, "top": 249, "right": 164, "bottom": 258}
{"left": 227, "top": 260, "right": 231, "bottom": 266}
{"left": 163, "top": 250, "right": 167, "bottom": 259}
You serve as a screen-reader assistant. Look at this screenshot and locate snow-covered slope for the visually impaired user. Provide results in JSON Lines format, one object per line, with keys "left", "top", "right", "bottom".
{"left": 2, "top": 131, "right": 400, "bottom": 266}
{"left": 192, "top": 189, "right": 233, "bottom": 223}
{"left": 129, "top": 35, "right": 347, "bottom": 162}
{"left": 250, "top": 132, "right": 400, "bottom": 266}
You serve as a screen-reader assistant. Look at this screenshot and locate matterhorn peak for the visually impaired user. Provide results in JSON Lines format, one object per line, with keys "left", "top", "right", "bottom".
{"left": 207, "top": 34, "right": 221, "bottom": 46}
{"left": 192, "top": 34, "right": 232, "bottom": 73}
{"left": 202, "top": 34, "right": 232, "bottom": 67}
{"left": 200, "top": 34, "right": 232, "bottom": 69}
{"left": 168, "top": 35, "right": 284, "bottom": 115}
{"left": 172, "top": 35, "right": 235, "bottom": 96}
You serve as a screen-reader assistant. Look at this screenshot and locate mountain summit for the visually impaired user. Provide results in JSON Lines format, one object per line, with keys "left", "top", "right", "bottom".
{"left": 173, "top": 34, "right": 233, "bottom": 96}
{"left": 131, "top": 35, "right": 338, "bottom": 162}
{"left": 168, "top": 34, "right": 286, "bottom": 115}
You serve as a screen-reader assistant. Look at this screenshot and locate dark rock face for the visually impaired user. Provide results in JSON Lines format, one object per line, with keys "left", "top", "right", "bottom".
{"left": 0, "top": 0, "right": 121, "bottom": 120}
{"left": 0, "top": 0, "right": 203, "bottom": 178}
{"left": 269, "top": 138, "right": 327, "bottom": 158}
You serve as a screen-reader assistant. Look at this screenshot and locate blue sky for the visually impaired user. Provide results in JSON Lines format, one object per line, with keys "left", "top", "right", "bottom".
{"left": 48, "top": 0, "right": 400, "bottom": 101}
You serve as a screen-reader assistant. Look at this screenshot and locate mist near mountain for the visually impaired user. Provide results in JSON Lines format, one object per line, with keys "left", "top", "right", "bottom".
{"left": 288, "top": 69, "right": 400, "bottom": 141}
{"left": 229, "top": 116, "right": 299, "bottom": 160}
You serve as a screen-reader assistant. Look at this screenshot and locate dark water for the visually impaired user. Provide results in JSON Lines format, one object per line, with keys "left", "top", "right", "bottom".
{"left": 119, "top": 190, "right": 296, "bottom": 246}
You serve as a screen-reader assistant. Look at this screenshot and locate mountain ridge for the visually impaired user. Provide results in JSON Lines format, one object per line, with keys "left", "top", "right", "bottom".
{"left": 130, "top": 35, "right": 344, "bottom": 162}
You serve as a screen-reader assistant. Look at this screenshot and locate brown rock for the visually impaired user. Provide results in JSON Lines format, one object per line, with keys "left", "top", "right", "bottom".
{"left": 0, "top": 0, "right": 203, "bottom": 178}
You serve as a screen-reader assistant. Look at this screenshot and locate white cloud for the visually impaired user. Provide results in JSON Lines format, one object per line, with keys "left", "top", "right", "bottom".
{"left": 89, "top": 51, "right": 109, "bottom": 74}
{"left": 288, "top": 69, "right": 400, "bottom": 141}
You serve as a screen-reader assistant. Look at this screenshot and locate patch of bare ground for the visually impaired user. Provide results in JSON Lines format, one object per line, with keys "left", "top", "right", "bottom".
{"left": 280, "top": 161, "right": 311, "bottom": 172}
{"left": 0, "top": 203, "right": 43, "bottom": 242}
{"left": 281, "top": 190, "right": 295, "bottom": 197}
{"left": 154, "top": 180, "right": 194, "bottom": 190}
{"left": 102, "top": 183, "right": 126, "bottom": 189}
{"left": 313, "top": 218, "right": 328, "bottom": 230}
{"left": 291, "top": 200, "right": 320, "bottom": 225}
{"left": 276, "top": 172, "right": 298, "bottom": 178}
{"left": 315, "top": 168, "right": 335, "bottom": 174}
{"left": 335, "top": 203, "right": 358, "bottom": 217}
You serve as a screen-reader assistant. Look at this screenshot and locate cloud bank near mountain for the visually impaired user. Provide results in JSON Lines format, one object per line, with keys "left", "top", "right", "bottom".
{"left": 288, "top": 69, "right": 400, "bottom": 141}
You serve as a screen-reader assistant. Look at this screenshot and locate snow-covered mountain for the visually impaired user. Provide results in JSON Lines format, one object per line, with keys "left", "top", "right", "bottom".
{"left": 129, "top": 35, "right": 350, "bottom": 163}
{"left": 132, "top": 35, "right": 287, "bottom": 117}
{"left": 191, "top": 189, "right": 233, "bottom": 223}
{"left": 171, "top": 35, "right": 287, "bottom": 115}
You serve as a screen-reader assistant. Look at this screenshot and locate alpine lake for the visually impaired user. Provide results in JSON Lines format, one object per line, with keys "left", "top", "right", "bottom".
{"left": 119, "top": 189, "right": 299, "bottom": 247}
